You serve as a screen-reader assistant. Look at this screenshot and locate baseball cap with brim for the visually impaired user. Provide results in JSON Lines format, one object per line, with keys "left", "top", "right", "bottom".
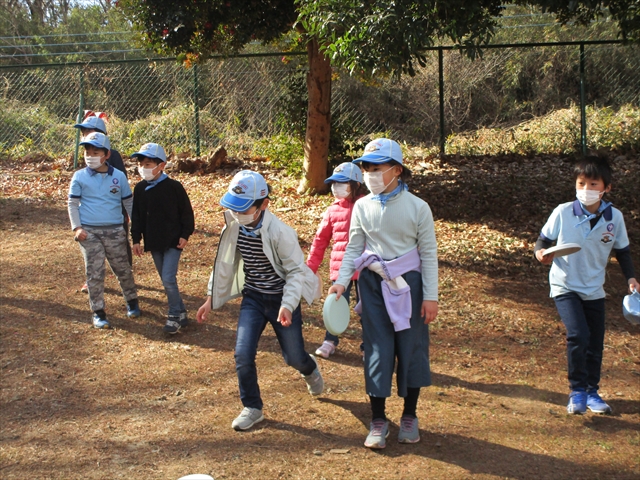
{"left": 79, "top": 132, "right": 110, "bottom": 150}
{"left": 623, "top": 290, "right": 640, "bottom": 325}
{"left": 74, "top": 116, "right": 107, "bottom": 134}
{"left": 325, "top": 162, "right": 363, "bottom": 184}
{"left": 220, "top": 170, "right": 269, "bottom": 212}
{"left": 131, "top": 143, "right": 167, "bottom": 162}
{"left": 353, "top": 138, "right": 403, "bottom": 165}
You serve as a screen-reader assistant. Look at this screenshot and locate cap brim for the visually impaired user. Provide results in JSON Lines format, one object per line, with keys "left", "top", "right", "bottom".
{"left": 79, "top": 140, "right": 107, "bottom": 149}
{"left": 131, "top": 151, "right": 165, "bottom": 161}
{"left": 73, "top": 122, "right": 105, "bottom": 133}
{"left": 353, "top": 154, "right": 395, "bottom": 164}
{"left": 324, "top": 174, "right": 351, "bottom": 184}
{"left": 220, "top": 192, "right": 254, "bottom": 211}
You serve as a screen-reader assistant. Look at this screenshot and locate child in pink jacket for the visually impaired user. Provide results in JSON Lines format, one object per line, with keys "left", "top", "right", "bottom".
{"left": 307, "top": 162, "right": 366, "bottom": 358}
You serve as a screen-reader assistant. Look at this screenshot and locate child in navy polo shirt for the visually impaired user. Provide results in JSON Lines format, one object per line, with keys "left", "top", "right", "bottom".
{"left": 131, "top": 143, "right": 195, "bottom": 334}
{"left": 535, "top": 156, "right": 638, "bottom": 415}
{"left": 68, "top": 132, "right": 140, "bottom": 329}
{"left": 196, "top": 170, "right": 323, "bottom": 432}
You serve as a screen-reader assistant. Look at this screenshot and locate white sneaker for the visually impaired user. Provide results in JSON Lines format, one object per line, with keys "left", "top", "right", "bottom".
{"left": 231, "top": 407, "right": 264, "bottom": 431}
{"left": 302, "top": 355, "right": 324, "bottom": 396}
{"left": 315, "top": 341, "right": 336, "bottom": 359}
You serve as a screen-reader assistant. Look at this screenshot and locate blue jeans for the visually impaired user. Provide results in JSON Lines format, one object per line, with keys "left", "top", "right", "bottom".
{"left": 235, "top": 289, "right": 316, "bottom": 409}
{"left": 324, "top": 280, "right": 358, "bottom": 345}
{"left": 151, "top": 248, "right": 186, "bottom": 317}
{"left": 554, "top": 292, "right": 606, "bottom": 392}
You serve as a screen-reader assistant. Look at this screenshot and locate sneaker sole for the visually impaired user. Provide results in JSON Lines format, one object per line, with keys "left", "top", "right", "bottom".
{"left": 163, "top": 327, "right": 180, "bottom": 334}
{"left": 127, "top": 312, "right": 141, "bottom": 319}
{"left": 232, "top": 414, "right": 265, "bottom": 431}
{"left": 398, "top": 435, "right": 421, "bottom": 444}
{"left": 587, "top": 406, "right": 611, "bottom": 414}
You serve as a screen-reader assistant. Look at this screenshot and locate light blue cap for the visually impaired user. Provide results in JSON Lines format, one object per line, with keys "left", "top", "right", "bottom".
{"left": 74, "top": 116, "right": 107, "bottom": 134}
{"left": 353, "top": 138, "right": 403, "bottom": 165}
{"left": 131, "top": 143, "right": 167, "bottom": 162}
{"left": 79, "top": 132, "right": 110, "bottom": 150}
{"left": 325, "top": 162, "right": 363, "bottom": 184}
{"left": 220, "top": 170, "right": 269, "bottom": 211}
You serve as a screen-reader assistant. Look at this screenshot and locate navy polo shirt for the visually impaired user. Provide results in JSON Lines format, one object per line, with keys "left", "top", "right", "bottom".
{"left": 541, "top": 200, "right": 630, "bottom": 300}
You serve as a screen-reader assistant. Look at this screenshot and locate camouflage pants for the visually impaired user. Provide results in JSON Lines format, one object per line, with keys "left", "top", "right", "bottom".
{"left": 78, "top": 226, "right": 137, "bottom": 313}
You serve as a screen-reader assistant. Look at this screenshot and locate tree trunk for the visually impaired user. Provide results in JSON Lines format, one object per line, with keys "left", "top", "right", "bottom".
{"left": 298, "top": 37, "right": 331, "bottom": 195}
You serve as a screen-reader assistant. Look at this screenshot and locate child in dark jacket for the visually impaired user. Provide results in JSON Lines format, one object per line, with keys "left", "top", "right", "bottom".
{"left": 131, "top": 143, "right": 195, "bottom": 334}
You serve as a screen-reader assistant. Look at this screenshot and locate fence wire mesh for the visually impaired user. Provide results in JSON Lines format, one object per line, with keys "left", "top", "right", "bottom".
{"left": 1, "top": 43, "right": 638, "bottom": 159}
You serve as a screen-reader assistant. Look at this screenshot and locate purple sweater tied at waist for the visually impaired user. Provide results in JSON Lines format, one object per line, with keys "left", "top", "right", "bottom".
{"left": 353, "top": 247, "right": 421, "bottom": 332}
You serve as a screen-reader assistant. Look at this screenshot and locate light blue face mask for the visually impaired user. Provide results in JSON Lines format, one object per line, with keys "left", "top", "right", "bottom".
{"left": 230, "top": 209, "right": 258, "bottom": 225}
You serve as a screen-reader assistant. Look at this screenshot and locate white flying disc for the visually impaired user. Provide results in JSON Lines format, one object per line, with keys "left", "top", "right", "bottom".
{"left": 178, "top": 475, "right": 214, "bottom": 480}
{"left": 323, "top": 293, "right": 350, "bottom": 336}
{"left": 543, "top": 243, "right": 581, "bottom": 258}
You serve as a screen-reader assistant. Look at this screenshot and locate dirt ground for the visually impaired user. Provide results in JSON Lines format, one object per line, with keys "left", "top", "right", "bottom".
{"left": 1, "top": 152, "right": 639, "bottom": 480}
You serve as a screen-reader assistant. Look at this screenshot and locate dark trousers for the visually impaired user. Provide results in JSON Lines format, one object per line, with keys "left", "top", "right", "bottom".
{"left": 554, "top": 292, "right": 606, "bottom": 392}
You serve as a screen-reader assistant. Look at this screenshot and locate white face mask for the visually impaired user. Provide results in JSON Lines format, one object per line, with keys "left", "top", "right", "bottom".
{"left": 363, "top": 166, "right": 395, "bottom": 195}
{"left": 331, "top": 183, "right": 350, "bottom": 199}
{"left": 576, "top": 188, "right": 603, "bottom": 206}
{"left": 138, "top": 166, "right": 157, "bottom": 182}
{"left": 84, "top": 154, "right": 103, "bottom": 170}
{"left": 230, "top": 209, "right": 259, "bottom": 226}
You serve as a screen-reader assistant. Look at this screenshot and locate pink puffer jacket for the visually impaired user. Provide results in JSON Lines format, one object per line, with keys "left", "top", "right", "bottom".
{"left": 307, "top": 197, "right": 362, "bottom": 281}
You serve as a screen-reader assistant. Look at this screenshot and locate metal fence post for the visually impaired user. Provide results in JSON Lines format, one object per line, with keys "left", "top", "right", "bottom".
{"left": 438, "top": 47, "right": 445, "bottom": 155}
{"left": 74, "top": 67, "right": 85, "bottom": 169}
{"left": 193, "top": 64, "right": 201, "bottom": 157}
{"left": 579, "top": 43, "right": 587, "bottom": 157}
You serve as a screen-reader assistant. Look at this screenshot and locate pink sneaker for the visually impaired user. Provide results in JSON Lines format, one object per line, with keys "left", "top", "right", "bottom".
{"left": 315, "top": 341, "right": 336, "bottom": 359}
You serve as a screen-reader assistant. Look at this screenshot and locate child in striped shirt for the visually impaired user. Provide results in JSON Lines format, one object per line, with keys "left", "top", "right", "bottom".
{"left": 196, "top": 170, "right": 323, "bottom": 431}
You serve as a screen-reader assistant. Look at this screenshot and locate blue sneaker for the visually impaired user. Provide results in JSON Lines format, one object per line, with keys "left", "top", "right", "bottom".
{"left": 92, "top": 310, "right": 110, "bottom": 329}
{"left": 586, "top": 391, "right": 612, "bottom": 414}
{"left": 567, "top": 390, "right": 587, "bottom": 414}
{"left": 126, "top": 299, "right": 141, "bottom": 318}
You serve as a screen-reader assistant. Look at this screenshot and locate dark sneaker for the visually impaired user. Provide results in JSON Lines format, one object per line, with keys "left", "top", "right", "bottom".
{"left": 364, "top": 419, "right": 389, "bottom": 449}
{"left": 163, "top": 316, "right": 182, "bottom": 334}
{"left": 398, "top": 415, "right": 420, "bottom": 444}
{"left": 126, "top": 299, "right": 141, "bottom": 318}
{"left": 586, "top": 391, "right": 612, "bottom": 414}
{"left": 92, "top": 310, "right": 110, "bottom": 329}
{"left": 567, "top": 390, "right": 587, "bottom": 414}
{"left": 179, "top": 311, "right": 189, "bottom": 327}
{"left": 302, "top": 355, "right": 324, "bottom": 396}
{"left": 232, "top": 407, "right": 264, "bottom": 431}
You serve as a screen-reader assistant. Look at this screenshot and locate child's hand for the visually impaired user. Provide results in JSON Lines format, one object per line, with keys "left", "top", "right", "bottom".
{"left": 196, "top": 297, "right": 212, "bottom": 323}
{"left": 629, "top": 278, "right": 639, "bottom": 294}
{"left": 277, "top": 307, "right": 292, "bottom": 327}
{"left": 421, "top": 300, "right": 438, "bottom": 324}
{"left": 132, "top": 244, "right": 144, "bottom": 257}
{"left": 74, "top": 228, "right": 87, "bottom": 242}
{"left": 328, "top": 284, "right": 345, "bottom": 299}
{"left": 177, "top": 238, "right": 188, "bottom": 249}
{"left": 536, "top": 249, "right": 554, "bottom": 265}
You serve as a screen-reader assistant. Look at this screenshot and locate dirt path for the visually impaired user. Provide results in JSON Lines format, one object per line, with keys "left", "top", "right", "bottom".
{"left": 1, "top": 154, "right": 638, "bottom": 479}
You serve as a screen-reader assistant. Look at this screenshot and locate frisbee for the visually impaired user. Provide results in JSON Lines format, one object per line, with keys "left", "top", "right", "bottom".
{"left": 543, "top": 243, "right": 581, "bottom": 258}
{"left": 323, "top": 293, "right": 350, "bottom": 336}
{"left": 623, "top": 289, "right": 640, "bottom": 325}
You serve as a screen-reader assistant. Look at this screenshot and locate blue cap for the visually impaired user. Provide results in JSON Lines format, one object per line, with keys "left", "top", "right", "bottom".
{"left": 74, "top": 116, "right": 107, "bottom": 134}
{"left": 353, "top": 138, "right": 403, "bottom": 165}
{"left": 79, "top": 132, "right": 110, "bottom": 150}
{"left": 131, "top": 143, "right": 167, "bottom": 162}
{"left": 623, "top": 290, "right": 640, "bottom": 325}
{"left": 324, "top": 162, "right": 363, "bottom": 184}
{"left": 220, "top": 170, "right": 269, "bottom": 211}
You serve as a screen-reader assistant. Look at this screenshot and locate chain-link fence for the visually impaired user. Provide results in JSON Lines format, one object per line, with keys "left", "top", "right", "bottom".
{"left": 1, "top": 42, "right": 638, "bottom": 160}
